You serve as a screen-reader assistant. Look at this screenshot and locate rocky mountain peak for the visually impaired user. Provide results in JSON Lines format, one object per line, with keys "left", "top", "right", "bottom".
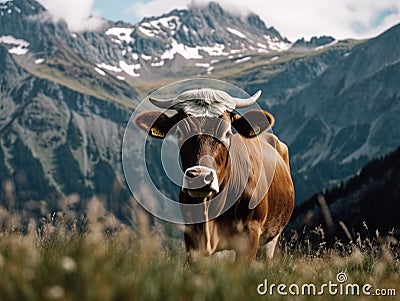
{"left": 0, "top": 0, "right": 45, "bottom": 17}
{"left": 99, "top": 1, "right": 290, "bottom": 78}
{"left": 1, "top": 0, "right": 291, "bottom": 80}
{"left": 291, "top": 35, "right": 336, "bottom": 50}
{"left": 133, "top": 1, "right": 289, "bottom": 51}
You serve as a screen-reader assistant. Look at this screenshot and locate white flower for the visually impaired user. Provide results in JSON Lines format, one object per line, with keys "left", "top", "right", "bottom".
{"left": 45, "top": 285, "right": 65, "bottom": 300}
{"left": 60, "top": 256, "right": 77, "bottom": 273}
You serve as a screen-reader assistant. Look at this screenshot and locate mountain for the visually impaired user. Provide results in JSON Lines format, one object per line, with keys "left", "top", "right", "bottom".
{"left": 287, "top": 146, "right": 400, "bottom": 242}
{"left": 197, "top": 24, "right": 400, "bottom": 203}
{"left": 0, "top": 0, "right": 291, "bottom": 84}
{"left": 102, "top": 2, "right": 290, "bottom": 80}
{"left": 271, "top": 23, "right": 400, "bottom": 202}
{"left": 0, "top": 0, "right": 311, "bottom": 212}
{"left": 0, "top": 0, "right": 140, "bottom": 103}
{"left": 0, "top": 0, "right": 399, "bottom": 218}
{"left": 0, "top": 0, "right": 141, "bottom": 214}
{"left": 0, "top": 43, "right": 134, "bottom": 214}
{"left": 291, "top": 36, "right": 336, "bottom": 51}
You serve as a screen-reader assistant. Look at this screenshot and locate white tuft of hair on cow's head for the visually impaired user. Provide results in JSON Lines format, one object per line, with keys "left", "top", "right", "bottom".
{"left": 149, "top": 88, "right": 262, "bottom": 117}
{"left": 173, "top": 89, "right": 236, "bottom": 117}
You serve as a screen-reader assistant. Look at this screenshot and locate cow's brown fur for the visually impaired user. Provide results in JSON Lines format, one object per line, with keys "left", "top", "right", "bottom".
{"left": 182, "top": 120, "right": 294, "bottom": 261}
{"left": 136, "top": 109, "right": 294, "bottom": 261}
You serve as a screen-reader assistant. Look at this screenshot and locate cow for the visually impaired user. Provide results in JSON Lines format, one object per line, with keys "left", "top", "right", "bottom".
{"left": 135, "top": 88, "right": 294, "bottom": 261}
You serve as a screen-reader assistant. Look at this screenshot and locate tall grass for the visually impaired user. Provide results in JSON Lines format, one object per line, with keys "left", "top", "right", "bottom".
{"left": 0, "top": 197, "right": 398, "bottom": 301}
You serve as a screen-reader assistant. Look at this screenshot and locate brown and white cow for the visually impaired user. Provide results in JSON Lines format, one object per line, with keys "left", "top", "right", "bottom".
{"left": 135, "top": 88, "right": 294, "bottom": 261}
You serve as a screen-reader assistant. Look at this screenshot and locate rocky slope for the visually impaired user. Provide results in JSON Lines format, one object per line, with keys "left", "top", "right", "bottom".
{"left": 272, "top": 24, "right": 400, "bottom": 202}
{"left": 287, "top": 146, "right": 400, "bottom": 242}
{"left": 0, "top": 41, "right": 133, "bottom": 214}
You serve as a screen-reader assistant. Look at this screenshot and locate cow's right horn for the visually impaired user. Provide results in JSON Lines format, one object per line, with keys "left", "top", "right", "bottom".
{"left": 149, "top": 96, "right": 176, "bottom": 109}
{"left": 232, "top": 90, "right": 262, "bottom": 108}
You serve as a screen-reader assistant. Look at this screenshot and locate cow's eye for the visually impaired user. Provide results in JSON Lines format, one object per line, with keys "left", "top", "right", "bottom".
{"left": 225, "top": 131, "right": 232, "bottom": 139}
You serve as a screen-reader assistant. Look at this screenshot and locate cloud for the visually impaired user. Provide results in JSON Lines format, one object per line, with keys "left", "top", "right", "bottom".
{"left": 38, "top": 0, "right": 105, "bottom": 32}
{"left": 129, "top": 0, "right": 189, "bottom": 19}
{"left": 128, "top": 0, "right": 400, "bottom": 41}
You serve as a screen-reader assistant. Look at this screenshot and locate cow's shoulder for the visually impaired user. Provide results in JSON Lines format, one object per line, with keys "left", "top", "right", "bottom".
{"left": 261, "top": 133, "right": 290, "bottom": 168}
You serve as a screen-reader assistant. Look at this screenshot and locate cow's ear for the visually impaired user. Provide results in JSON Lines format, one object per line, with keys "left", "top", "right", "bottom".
{"left": 232, "top": 110, "right": 275, "bottom": 138}
{"left": 135, "top": 110, "right": 174, "bottom": 139}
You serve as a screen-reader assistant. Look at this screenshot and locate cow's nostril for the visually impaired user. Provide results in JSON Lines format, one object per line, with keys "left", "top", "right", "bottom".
{"left": 182, "top": 166, "right": 219, "bottom": 195}
{"left": 186, "top": 170, "right": 199, "bottom": 178}
{"left": 205, "top": 171, "right": 214, "bottom": 183}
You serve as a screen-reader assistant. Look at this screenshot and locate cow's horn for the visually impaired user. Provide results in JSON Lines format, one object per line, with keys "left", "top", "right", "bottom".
{"left": 149, "top": 96, "right": 176, "bottom": 109}
{"left": 232, "top": 90, "right": 262, "bottom": 108}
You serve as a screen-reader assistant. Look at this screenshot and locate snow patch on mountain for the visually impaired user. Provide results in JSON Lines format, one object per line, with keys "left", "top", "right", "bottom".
{"left": 234, "top": 56, "right": 251, "bottom": 64}
{"left": 226, "top": 27, "right": 247, "bottom": 39}
{"left": 94, "top": 67, "right": 106, "bottom": 76}
{"left": 161, "top": 41, "right": 202, "bottom": 60}
{"left": 151, "top": 60, "right": 165, "bottom": 67}
{"left": 106, "top": 27, "right": 134, "bottom": 44}
{"left": 35, "top": 58, "right": 45, "bottom": 64}
{"left": 97, "top": 63, "right": 122, "bottom": 73}
{"left": 257, "top": 42, "right": 267, "bottom": 49}
{"left": 0, "top": 35, "right": 29, "bottom": 55}
{"left": 138, "top": 25, "right": 156, "bottom": 38}
{"left": 264, "top": 35, "right": 290, "bottom": 51}
{"left": 195, "top": 63, "right": 210, "bottom": 68}
{"left": 141, "top": 54, "right": 152, "bottom": 61}
{"left": 314, "top": 39, "right": 338, "bottom": 51}
{"left": 96, "top": 61, "right": 141, "bottom": 78}
{"left": 148, "top": 16, "right": 181, "bottom": 30}
{"left": 119, "top": 61, "right": 140, "bottom": 77}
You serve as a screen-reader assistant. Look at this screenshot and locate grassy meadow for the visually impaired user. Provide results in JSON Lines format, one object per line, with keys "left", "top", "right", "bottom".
{"left": 0, "top": 198, "right": 398, "bottom": 301}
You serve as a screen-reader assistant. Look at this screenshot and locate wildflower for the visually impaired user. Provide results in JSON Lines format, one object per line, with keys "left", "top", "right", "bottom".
{"left": 45, "top": 285, "right": 65, "bottom": 300}
{"left": 60, "top": 256, "right": 77, "bottom": 273}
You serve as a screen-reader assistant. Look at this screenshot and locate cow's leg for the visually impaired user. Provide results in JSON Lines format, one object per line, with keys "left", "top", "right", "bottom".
{"left": 184, "top": 231, "right": 191, "bottom": 250}
{"left": 235, "top": 221, "right": 260, "bottom": 262}
{"left": 184, "top": 229, "right": 198, "bottom": 263}
{"left": 184, "top": 232, "right": 191, "bottom": 261}
{"left": 265, "top": 233, "right": 280, "bottom": 259}
{"left": 247, "top": 222, "right": 261, "bottom": 260}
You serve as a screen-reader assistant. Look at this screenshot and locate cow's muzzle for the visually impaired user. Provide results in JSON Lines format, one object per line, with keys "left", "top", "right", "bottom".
{"left": 182, "top": 165, "right": 219, "bottom": 198}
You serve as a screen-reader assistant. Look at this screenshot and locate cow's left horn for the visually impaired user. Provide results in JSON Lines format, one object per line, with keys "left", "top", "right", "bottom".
{"left": 232, "top": 90, "right": 262, "bottom": 108}
{"left": 149, "top": 96, "right": 176, "bottom": 109}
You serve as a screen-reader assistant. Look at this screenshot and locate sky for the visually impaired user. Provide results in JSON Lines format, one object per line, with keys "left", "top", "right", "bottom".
{"left": 35, "top": 0, "right": 400, "bottom": 41}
